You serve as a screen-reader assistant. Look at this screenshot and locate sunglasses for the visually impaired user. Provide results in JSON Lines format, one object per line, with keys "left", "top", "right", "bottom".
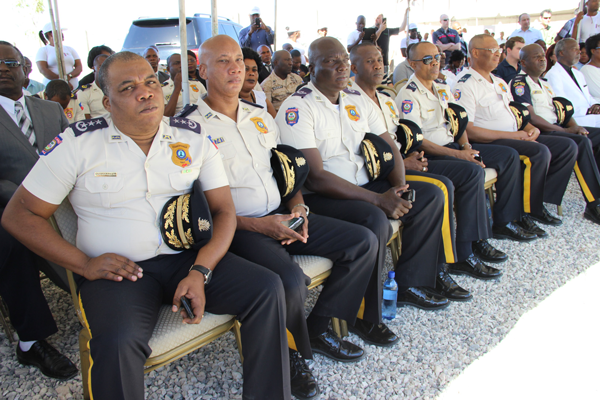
{"left": 0, "top": 59, "right": 22, "bottom": 68}
{"left": 411, "top": 54, "right": 442, "bottom": 65}
{"left": 475, "top": 48, "right": 503, "bottom": 54}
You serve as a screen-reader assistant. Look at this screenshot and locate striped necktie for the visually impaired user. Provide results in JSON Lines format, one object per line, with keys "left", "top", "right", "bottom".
{"left": 14, "top": 101, "right": 36, "bottom": 148}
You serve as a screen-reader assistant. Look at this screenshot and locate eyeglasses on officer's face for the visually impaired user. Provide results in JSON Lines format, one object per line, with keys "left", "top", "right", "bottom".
{"left": 475, "top": 48, "right": 503, "bottom": 54}
{"left": 0, "top": 59, "right": 22, "bottom": 68}
{"left": 411, "top": 54, "right": 442, "bottom": 65}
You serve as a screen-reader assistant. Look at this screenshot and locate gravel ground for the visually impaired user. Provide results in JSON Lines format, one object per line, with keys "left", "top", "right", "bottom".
{"left": 1, "top": 174, "right": 599, "bottom": 400}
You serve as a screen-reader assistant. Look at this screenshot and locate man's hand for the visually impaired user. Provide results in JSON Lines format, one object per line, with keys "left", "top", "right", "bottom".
{"left": 255, "top": 213, "right": 307, "bottom": 245}
{"left": 290, "top": 205, "right": 309, "bottom": 245}
{"left": 249, "top": 23, "right": 259, "bottom": 34}
{"left": 260, "top": 22, "right": 269, "bottom": 32}
{"left": 358, "top": 31, "right": 366, "bottom": 42}
{"left": 588, "top": 104, "right": 600, "bottom": 114}
{"left": 435, "top": 40, "right": 444, "bottom": 46}
{"left": 375, "top": 185, "right": 412, "bottom": 219}
{"left": 174, "top": 72, "right": 182, "bottom": 88}
{"left": 524, "top": 126, "right": 541, "bottom": 141}
{"left": 566, "top": 125, "right": 589, "bottom": 135}
{"left": 575, "top": 11, "right": 585, "bottom": 23}
{"left": 82, "top": 253, "right": 144, "bottom": 282}
{"left": 172, "top": 271, "right": 206, "bottom": 324}
{"left": 454, "top": 148, "right": 485, "bottom": 167}
{"left": 404, "top": 151, "right": 428, "bottom": 172}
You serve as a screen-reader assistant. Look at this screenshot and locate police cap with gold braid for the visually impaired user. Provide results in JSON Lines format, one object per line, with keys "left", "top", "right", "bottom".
{"left": 445, "top": 102, "right": 469, "bottom": 142}
{"left": 395, "top": 119, "right": 424, "bottom": 155}
{"left": 160, "top": 180, "right": 213, "bottom": 251}
{"left": 509, "top": 101, "right": 531, "bottom": 131}
{"left": 361, "top": 133, "right": 395, "bottom": 181}
{"left": 552, "top": 97, "right": 574, "bottom": 127}
{"left": 270, "top": 144, "right": 310, "bottom": 203}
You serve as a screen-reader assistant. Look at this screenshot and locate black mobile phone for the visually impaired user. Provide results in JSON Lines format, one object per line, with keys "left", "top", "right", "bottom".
{"left": 180, "top": 296, "right": 195, "bottom": 320}
{"left": 401, "top": 189, "right": 416, "bottom": 203}
{"left": 382, "top": 17, "right": 387, "bottom": 24}
{"left": 473, "top": 153, "right": 482, "bottom": 163}
{"left": 254, "top": 17, "right": 261, "bottom": 27}
{"left": 363, "top": 28, "right": 377, "bottom": 41}
{"left": 281, "top": 216, "right": 305, "bottom": 232}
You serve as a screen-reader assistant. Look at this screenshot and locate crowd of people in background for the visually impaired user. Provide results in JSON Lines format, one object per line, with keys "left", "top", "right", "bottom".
{"left": 2, "top": 2, "right": 600, "bottom": 400}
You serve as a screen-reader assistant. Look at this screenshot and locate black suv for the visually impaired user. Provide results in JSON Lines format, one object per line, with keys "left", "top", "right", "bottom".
{"left": 121, "top": 14, "right": 244, "bottom": 64}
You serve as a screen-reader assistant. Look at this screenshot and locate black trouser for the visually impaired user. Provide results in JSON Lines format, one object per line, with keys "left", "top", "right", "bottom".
{"left": 410, "top": 158, "right": 488, "bottom": 262}
{"left": 488, "top": 136, "right": 577, "bottom": 214}
{"left": 229, "top": 210, "right": 378, "bottom": 358}
{"left": 0, "top": 217, "right": 57, "bottom": 342}
{"left": 305, "top": 179, "right": 445, "bottom": 291}
{"left": 77, "top": 251, "right": 290, "bottom": 400}
{"left": 546, "top": 127, "right": 600, "bottom": 204}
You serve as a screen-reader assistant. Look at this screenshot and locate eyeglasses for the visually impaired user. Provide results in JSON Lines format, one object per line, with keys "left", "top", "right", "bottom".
{"left": 475, "top": 48, "right": 502, "bottom": 54}
{"left": 442, "top": 19, "right": 449, "bottom": 21}
{"left": 411, "top": 54, "right": 442, "bottom": 65}
{"left": 0, "top": 59, "right": 21, "bottom": 68}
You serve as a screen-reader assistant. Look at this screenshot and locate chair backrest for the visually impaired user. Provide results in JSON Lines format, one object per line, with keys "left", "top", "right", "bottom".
{"left": 377, "top": 85, "right": 397, "bottom": 100}
{"left": 394, "top": 79, "right": 408, "bottom": 93}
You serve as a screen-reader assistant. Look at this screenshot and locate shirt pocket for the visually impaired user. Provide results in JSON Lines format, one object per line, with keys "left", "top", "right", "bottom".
{"left": 169, "top": 168, "right": 200, "bottom": 192}
{"left": 478, "top": 92, "right": 500, "bottom": 121}
{"left": 314, "top": 128, "right": 342, "bottom": 160}
{"left": 84, "top": 176, "right": 125, "bottom": 208}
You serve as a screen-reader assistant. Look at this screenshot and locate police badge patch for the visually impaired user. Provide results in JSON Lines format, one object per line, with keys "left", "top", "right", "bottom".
{"left": 250, "top": 117, "right": 268, "bottom": 133}
{"left": 498, "top": 82, "right": 508, "bottom": 93}
{"left": 286, "top": 108, "right": 299, "bottom": 126}
{"left": 453, "top": 89, "right": 461, "bottom": 101}
{"left": 169, "top": 142, "right": 193, "bottom": 168}
{"left": 40, "top": 135, "right": 63, "bottom": 156}
{"left": 401, "top": 100, "right": 413, "bottom": 114}
{"left": 515, "top": 85, "right": 525, "bottom": 97}
{"left": 345, "top": 105, "right": 360, "bottom": 121}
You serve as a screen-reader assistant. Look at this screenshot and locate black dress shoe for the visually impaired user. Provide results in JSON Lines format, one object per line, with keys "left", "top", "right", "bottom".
{"left": 472, "top": 239, "right": 508, "bottom": 263}
{"left": 289, "top": 350, "right": 320, "bottom": 400}
{"left": 448, "top": 254, "right": 502, "bottom": 280}
{"left": 584, "top": 202, "right": 600, "bottom": 225}
{"left": 517, "top": 214, "right": 548, "bottom": 238}
{"left": 492, "top": 221, "right": 537, "bottom": 242}
{"left": 309, "top": 328, "right": 365, "bottom": 363}
{"left": 426, "top": 268, "right": 473, "bottom": 301}
{"left": 16, "top": 340, "right": 78, "bottom": 380}
{"left": 529, "top": 206, "right": 562, "bottom": 226}
{"left": 396, "top": 287, "right": 449, "bottom": 310}
{"left": 348, "top": 319, "right": 399, "bottom": 347}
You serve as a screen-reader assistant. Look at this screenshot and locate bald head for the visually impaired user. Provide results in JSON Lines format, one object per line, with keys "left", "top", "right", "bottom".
{"left": 356, "top": 15, "right": 366, "bottom": 31}
{"left": 519, "top": 43, "right": 543, "bottom": 62}
{"left": 519, "top": 43, "right": 547, "bottom": 77}
{"left": 273, "top": 50, "right": 289, "bottom": 64}
{"left": 468, "top": 34, "right": 494, "bottom": 54}
{"left": 199, "top": 35, "right": 240, "bottom": 65}
{"left": 308, "top": 37, "right": 349, "bottom": 96}
{"left": 197, "top": 35, "right": 244, "bottom": 96}
{"left": 440, "top": 14, "right": 450, "bottom": 29}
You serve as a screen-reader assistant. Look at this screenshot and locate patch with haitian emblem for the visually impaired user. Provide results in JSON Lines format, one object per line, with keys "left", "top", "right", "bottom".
{"left": 64, "top": 108, "right": 73, "bottom": 120}
{"left": 515, "top": 85, "right": 525, "bottom": 96}
{"left": 401, "top": 100, "right": 413, "bottom": 114}
{"left": 453, "top": 90, "right": 461, "bottom": 101}
{"left": 286, "top": 108, "right": 299, "bottom": 126}
{"left": 250, "top": 117, "right": 268, "bottom": 133}
{"left": 345, "top": 105, "right": 360, "bottom": 121}
{"left": 169, "top": 142, "right": 193, "bottom": 168}
{"left": 40, "top": 135, "right": 63, "bottom": 156}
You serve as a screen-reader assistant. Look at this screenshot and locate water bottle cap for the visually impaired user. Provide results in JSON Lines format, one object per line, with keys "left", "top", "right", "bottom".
{"left": 388, "top": 271, "right": 395, "bottom": 278}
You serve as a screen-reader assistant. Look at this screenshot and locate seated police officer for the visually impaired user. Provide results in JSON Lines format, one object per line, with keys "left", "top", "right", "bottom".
{"left": 512, "top": 43, "right": 600, "bottom": 224}
{"left": 2, "top": 52, "right": 291, "bottom": 400}
{"left": 453, "top": 34, "right": 577, "bottom": 235}
{"left": 162, "top": 52, "right": 207, "bottom": 117}
{"left": 393, "top": 42, "right": 531, "bottom": 253}
{"left": 181, "top": 35, "right": 397, "bottom": 400}
{"left": 350, "top": 42, "right": 502, "bottom": 302}
{"left": 78, "top": 54, "right": 109, "bottom": 119}
{"left": 276, "top": 37, "right": 452, "bottom": 312}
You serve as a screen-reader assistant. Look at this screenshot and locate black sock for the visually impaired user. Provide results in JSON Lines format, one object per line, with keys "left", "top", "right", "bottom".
{"left": 306, "top": 313, "right": 330, "bottom": 338}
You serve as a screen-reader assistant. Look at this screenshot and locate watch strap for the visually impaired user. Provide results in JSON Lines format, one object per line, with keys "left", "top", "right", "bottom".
{"left": 190, "top": 264, "right": 211, "bottom": 284}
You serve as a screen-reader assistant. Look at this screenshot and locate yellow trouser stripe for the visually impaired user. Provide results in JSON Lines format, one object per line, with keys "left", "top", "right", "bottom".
{"left": 78, "top": 294, "right": 94, "bottom": 400}
{"left": 574, "top": 162, "right": 595, "bottom": 203}
{"left": 405, "top": 175, "right": 455, "bottom": 263}
{"left": 357, "top": 298, "right": 365, "bottom": 319}
{"left": 286, "top": 329, "right": 297, "bottom": 351}
{"left": 519, "top": 155, "right": 532, "bottom": 213}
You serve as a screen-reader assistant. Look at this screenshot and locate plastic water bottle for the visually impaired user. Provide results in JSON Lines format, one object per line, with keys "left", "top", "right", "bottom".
{"left": 382, "top": 271, "right": 398, "bottom": 320}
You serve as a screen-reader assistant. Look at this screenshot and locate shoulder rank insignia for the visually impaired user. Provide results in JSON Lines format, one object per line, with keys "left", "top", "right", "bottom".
{"left": 457, "top": 74, "right": 472, "bottom": 83}
{"left": 434, "top": 78, "right": 445, "bottom": 84}
{"left": 175, "top": 104, "right": 198, "bottom": 118}
{"left": 377, "top": 90, "right": 392, "bottom": 98}
{"left": 342, "top": 87, "right": 361, "bottom": 95}
{"left": 80, "top": 84, "right": 91, "bottom": 91}
{"left": 70, "top": 92, "right": 77, "bottom": 99}
{"left": 406, "top": 82, "right": 418, "bottom": 92}
{"left": 161, "top": 80, "right": 170, "bottom": 87}
{"left": 170, "top": 117, "right": 201, "bottom": 134}
{"left": 292, "top": 87, "right": 312, "bottom": 98}
{"left": 540, "top": 77, "right": 548, "bottom": 82}
{"left": 70, "top": 117, "right": 108, "bottom": 137}
{"left": 240, "top": 98, "right": 264, "bottom": 109}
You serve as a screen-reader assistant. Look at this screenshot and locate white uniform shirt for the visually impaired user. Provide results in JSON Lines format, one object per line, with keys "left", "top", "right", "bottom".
{"left": 275, "top": 81, "right": 387, "bottom": 187}
{"left": 580, "top": 64, "right": 600, "bottom": 102}
{"left": 78, "top": 82, "right": 106, "bottom": 118}
{"left": 187, "top": 98, "right": 281, "bottom": 218}
{"left": 545, "top": 63, "right": 600, "bottom": 127}
{"left": 452, "top": 68, "right": 517, "bottom": 132}
{"left": 22, "top": 115, "right": 228, "bottom": 261}
{"left": 397, "top": 76, "right": 454, "bottom": 146}
{"left": 64, "top": 97, "right": 85, "bottom": 124}
{"left": 570, "top": 14, "right": 600, "bottom": 43}
{"left": 162, "top": 79, "right": 207, "bottom": 114}
{"left": 510, "top": 72, "right": 558, "bottom": 125}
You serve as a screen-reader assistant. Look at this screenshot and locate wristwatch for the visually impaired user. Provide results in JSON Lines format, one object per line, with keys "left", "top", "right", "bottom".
{"left": 67, "top": 73, "right": 73, "bottom": 79}
{"left": 292, "top": 203, "right": 310, "bottom": 216}
{"left": 190, "top": 264, "right": 212, "bottom": 284}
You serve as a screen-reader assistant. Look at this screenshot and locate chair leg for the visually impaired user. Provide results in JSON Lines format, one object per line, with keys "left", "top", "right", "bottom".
{"left": 340, "top": 320, "right": 349, "bottom": 338}
{"left": 557, "top": 205, "right": 563, "bottom": 216}
{"left": 0, "top": 297, "right": 17, "bottom": 343}
{"left": 232, "top": 320, "right": 243, "bottom": 363}
{"left": 331, "top": 318, "right": 342, "bottom": 337}
{"left": 388, "top": 236, "right": 400, "bottom": 265}
{"left": 486, "top": 186, "right": 495, "bottom": 211}
{"left": 79, "top": 329, "right": 92, "bottom": 400}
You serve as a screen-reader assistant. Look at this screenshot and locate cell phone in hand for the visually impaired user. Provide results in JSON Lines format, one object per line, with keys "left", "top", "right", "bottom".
{"left": 254, "top": 17, "right": 261, "bottom": 27}
{"left": 180, "top": 296, "right": 195, "bottom": 320}
{"left": 281, "top": 216, "right": 305, "bottom": 232}
{"left": 473, "top": 153, "right": 482, "bottom": 163}
{"left": 401, "top": 189, "right": 416, "bottom": 203}
{"left": 362, "top": 28, "right": 377, "bottom": 42}
{"left": 382, "top": 17, "right": 387, "bottom": 24}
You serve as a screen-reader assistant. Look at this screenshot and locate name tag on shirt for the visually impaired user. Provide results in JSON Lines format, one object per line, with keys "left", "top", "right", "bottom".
{"left": 94, "top": 172, "right": 117, "bottom": 177}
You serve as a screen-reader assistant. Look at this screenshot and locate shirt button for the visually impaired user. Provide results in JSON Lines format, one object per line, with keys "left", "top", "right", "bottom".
{"left": 146, "top": 193, "right": 151, "bottom": 199}
{"left": 102, "top": 184, "right": 108, "bottom": 190}
{"left": 186, "top": 181, "right": 191, "bottom": 186}
{"left": 255, "top": 163, "right": 259, "bottom": 168}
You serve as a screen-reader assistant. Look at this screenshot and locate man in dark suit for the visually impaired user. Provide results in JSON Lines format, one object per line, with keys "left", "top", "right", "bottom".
{"left": 257, "top": 44, "right": 273, "bottom": 83}
{"left": 0, "top": 41, "right": 77, "bottom": 380}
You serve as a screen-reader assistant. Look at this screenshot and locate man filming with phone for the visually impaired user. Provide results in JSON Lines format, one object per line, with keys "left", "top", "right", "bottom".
{"left": 239, "top": 6, "right": 274, "bottom": 52}
{"left": 182, "top": 35, "right": 397, "bottom": 400}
